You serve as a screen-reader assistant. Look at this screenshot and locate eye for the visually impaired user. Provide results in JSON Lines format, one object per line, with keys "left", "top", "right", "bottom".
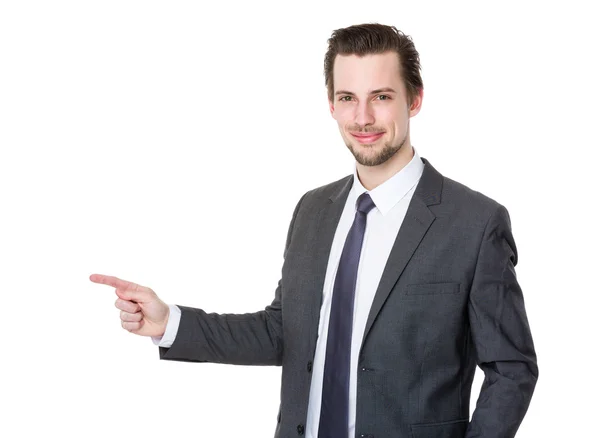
{"left": 339, "top": 96, "right": 353, "bottom": 102}
{"left": 376, "top": 95, "right": 391, "bottom": 101}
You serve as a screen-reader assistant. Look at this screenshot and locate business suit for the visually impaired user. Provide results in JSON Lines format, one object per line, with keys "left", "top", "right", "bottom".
{"left": 159, "top": 156, "right": 538, "bottom": 438}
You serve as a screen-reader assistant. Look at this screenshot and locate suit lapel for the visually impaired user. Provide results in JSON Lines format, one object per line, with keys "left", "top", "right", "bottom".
{"left": 306, "top": 175, "right": 353, "bottom": 344}
{"left": 360, "top": 157, "right": 442, "bottom": 348}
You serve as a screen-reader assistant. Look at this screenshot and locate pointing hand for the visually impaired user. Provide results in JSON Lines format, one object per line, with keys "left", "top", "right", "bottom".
{"left": 90, "top": 274, "right": 169, "bottom": 338}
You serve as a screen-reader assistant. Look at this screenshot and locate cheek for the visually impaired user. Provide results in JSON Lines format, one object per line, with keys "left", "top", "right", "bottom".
{"left": 334, "top": 115, "right": 353, "bottom": 131}
{"left": 334, "top": 105, "right": 355, "bottom": 119}
{"left": 377, "top": 108, "right": 404, "bottom": 130}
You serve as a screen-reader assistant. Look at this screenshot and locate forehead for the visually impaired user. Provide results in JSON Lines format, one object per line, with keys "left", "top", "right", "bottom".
{"left": 333, "top": 51, "right": 403, "bottom": 91}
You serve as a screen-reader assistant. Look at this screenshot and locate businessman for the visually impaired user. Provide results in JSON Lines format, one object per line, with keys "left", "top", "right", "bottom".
{"left": 91, "top": 23, "right": 538, "bottom": 438}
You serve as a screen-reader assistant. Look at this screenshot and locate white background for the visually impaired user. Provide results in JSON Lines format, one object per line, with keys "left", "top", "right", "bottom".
{"left": 1, "top": 0, "right": 598, "bottom": 436}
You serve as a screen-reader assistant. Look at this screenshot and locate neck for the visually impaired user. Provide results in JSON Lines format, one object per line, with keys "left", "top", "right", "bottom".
{"left": 356, "top": 143, "right": 415, "bottom": 191}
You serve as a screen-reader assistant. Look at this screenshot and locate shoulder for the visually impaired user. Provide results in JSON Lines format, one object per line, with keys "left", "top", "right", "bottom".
{"left": 416, "top": 157, "right": 506, "bottom": 222}
{"left": 294, "top": 174, "right": 353, "bottom": 210}
{"left": 436, "top": 173, "right": 512, "bottom": 234}
{"left": 443, "top": 175, "right": 501, "bottom": 210}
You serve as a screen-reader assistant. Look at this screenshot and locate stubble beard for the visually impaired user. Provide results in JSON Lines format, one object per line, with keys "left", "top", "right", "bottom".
{"left": 346, "top": 133, "right": 407, "bottom": 167}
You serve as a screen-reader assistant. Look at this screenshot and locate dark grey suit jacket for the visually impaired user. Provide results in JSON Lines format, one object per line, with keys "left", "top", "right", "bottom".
{"left": 159, "top": 157, "right": 538, "bottom": 438}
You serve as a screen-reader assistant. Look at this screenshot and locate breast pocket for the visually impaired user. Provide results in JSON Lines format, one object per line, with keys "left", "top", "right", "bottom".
{"left": 405, "top": 282, "right": 461, "bottom": 295}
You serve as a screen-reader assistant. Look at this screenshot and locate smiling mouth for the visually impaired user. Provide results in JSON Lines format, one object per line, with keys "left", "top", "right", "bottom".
{"left": 350, "top": 132, "right": 385, "bottom": 144}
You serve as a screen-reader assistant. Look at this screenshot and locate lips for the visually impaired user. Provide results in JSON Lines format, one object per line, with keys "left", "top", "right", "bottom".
{"left": 350, "top": 132, "right": 385, "bottom": 144}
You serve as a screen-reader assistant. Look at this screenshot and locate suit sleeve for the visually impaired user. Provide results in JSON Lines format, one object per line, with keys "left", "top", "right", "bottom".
{"left": 465, "top": 204, "right": 539, "bottom": 438}
{"left": 158, "top": 191, "right": 307, "bottom": 366}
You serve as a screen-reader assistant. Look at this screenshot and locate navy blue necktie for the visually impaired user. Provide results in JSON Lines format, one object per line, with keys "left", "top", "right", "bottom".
{"left": 318, "top": 192, "right": 376, "bottom": 438}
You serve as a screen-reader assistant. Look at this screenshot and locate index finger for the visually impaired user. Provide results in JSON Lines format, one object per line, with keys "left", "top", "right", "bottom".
{"left": 89, "top": 274, "right": 151, "bottom": 302}
{"left": 89, "top": 274, "right": 131, "bottom": 289}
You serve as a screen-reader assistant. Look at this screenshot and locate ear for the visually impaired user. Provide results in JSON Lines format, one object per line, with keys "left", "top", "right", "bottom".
{"left": 328, "top": 98, "right": 335, "bottom": 118}
{"left": 408, "top": 88, "right": 424, "bottom": 118}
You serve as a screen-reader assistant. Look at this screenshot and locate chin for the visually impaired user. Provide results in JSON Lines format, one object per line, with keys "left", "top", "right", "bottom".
{"left": 352, "top": 148, "right": 389, "bottom": 167}
{"left": 348, "top": 137, "right": 404, "bottom": 167}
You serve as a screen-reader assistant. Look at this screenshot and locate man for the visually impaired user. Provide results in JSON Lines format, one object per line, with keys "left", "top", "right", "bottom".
{"left": 91, "top": 23, "right": 538, "bottom": 438}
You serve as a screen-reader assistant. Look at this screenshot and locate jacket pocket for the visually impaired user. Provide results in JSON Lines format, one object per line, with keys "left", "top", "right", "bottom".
{"left": 405, "top": 282, "right": 461, "bottom": 295}
{"left": 410, "top": 418, "right": 468, "bottom": 438}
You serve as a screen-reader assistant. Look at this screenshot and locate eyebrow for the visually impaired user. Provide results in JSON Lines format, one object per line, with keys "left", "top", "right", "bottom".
{"left": 335, "top": 87, "right": 397, "bottom": 96}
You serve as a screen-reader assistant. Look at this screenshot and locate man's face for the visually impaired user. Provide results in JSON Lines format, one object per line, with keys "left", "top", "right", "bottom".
{"left": 329, "top": 51, "right": 422, "bottom": 167}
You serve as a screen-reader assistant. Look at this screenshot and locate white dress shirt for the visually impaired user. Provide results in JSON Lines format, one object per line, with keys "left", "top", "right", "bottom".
{"left": 154, "top": 147, "right": 425, "bottom": 438}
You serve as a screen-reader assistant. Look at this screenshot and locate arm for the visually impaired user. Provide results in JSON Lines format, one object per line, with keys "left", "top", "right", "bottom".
{"left": 158, "top": 191, "right": 307, "bottom": 366}
{"left": 465, "top": 204, "right": 539, "bottom": 438}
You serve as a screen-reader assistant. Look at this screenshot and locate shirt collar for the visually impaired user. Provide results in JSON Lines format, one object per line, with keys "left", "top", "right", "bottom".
{"left": 351, "top": 146, "right": 425, "bottom": 216}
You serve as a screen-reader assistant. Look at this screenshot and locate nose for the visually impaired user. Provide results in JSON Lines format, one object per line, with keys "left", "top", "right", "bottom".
{"left": 354, "top": 101, "right": 375, "bottom": 127}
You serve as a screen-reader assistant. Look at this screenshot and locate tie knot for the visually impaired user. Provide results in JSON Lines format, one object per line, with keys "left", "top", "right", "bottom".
{"left": 356, "top": 192, "right": 376, "bottom": 214}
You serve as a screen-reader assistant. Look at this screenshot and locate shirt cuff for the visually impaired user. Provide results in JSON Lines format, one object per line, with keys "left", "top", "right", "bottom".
{"left": 151, "top": 304, "right": 181, "bottom": 348}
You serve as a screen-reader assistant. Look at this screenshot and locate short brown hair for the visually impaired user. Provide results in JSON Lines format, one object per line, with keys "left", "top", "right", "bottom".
{"left": 324, "top": 23, "right": 423, "bottom": 107}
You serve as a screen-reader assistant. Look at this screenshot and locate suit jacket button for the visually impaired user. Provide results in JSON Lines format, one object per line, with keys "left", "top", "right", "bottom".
{"left": 307, "top": 361, "right": 313, "bottom": 372}
{"left": 297, "top": 424, "right": 305, "bottom": 435}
